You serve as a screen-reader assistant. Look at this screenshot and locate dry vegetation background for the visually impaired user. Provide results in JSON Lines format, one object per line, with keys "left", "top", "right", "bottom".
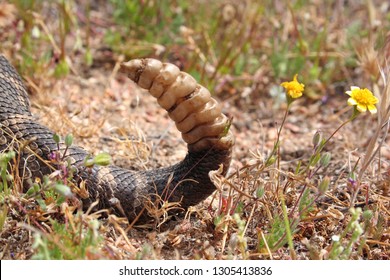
{"left": 0, "top": 0, "right": 389, "bottom": 260}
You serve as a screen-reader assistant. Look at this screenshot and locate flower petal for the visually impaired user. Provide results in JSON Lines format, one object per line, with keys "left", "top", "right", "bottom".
{"left": 350, "top": 86, "right": 360, "bottom": 91}
{"left": 292, "top": 91, "right": 302, "bottom": 98}
{"left": 367, "top": 104, "right": 377, "bottom": 114}
{"left": 347, "top": 98, "right": 357, "bottom": 106}
{"left": 281, "top": 74, "right": 305, "bottom": 100}
{"left": 356, "top": 103, "right": 367, "bottom": 112}
{"left": 346, "top": 90, "right": 352, "bottom": 96}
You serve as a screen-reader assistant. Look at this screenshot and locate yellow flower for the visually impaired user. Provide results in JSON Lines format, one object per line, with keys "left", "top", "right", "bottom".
{"left": 346, "top": 86, "right": 378, "bottom": 114}
{"left": 280, "top": 74, "right": 305, "bottom": 99}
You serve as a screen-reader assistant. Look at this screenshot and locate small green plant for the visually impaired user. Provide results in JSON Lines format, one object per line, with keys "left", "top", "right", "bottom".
{"left": 105, "top": 0, "right": 186, "bottom": 57}
{"left": 328, "top": 208, "right": 368, "bottom": 259}
{"left": 258, "top": 215, "right": 287, "bottom": 253}
{"left": 0, "top": 151, "right": 15, "bottom": 232}
{"left": 32, "top": 214, "right": 103, "bottom": 259}
{"left": 227, "top": 213, "right": 248, "bottom": 259}
{"left": 23, "top": 133, "right": 75, "bottom": 207}
{"left": 3, "top": 0, "right": 78, "bottom": 79}
{"left": 0, "top": 151, "right": 16, "bottom": 195}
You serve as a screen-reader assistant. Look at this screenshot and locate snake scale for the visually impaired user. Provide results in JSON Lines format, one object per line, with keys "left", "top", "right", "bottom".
{"left": 0, "top": 55, "right": 234, "bottom": 222}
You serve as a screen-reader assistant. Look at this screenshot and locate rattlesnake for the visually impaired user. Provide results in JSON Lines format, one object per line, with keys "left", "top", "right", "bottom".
{"left": 0, "top": 55, "right": 234, "bottom": 222}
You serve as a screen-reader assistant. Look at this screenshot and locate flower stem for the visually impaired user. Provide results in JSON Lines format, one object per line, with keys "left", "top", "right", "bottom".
{"left": 265, "top": 105, "right": 290, "bottom": 166}
{"left": 278, "top": 104, "right": 290, "bottom": 139}
{"left": 318, "top": 112, "right": 358, "bottom": 153}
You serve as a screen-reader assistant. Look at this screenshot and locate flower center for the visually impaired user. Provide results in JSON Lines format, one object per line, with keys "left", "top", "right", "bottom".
{"left": 351, "top": 88, "right": 376, "bottom": 105}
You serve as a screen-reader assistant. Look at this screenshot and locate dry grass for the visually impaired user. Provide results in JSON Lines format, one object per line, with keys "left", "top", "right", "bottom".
{"left": 0, "top": 0, "right": 389, "bottom": 260}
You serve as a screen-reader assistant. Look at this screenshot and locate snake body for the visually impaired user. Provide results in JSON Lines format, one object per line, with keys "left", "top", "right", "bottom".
{"left": 0, "top": 55, "right": 234, "bottom": 222}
